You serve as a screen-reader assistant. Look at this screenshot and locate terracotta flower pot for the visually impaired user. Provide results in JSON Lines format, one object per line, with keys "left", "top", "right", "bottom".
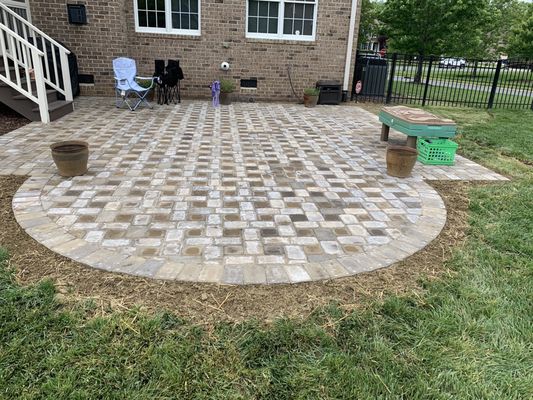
{"left": 303, "top": 94, "right": 319, "bottom": 108}
{"left": 50, "top": 140, "right": 89, "bottom": 177}
{"left": 220, "top": 92, "right": 232, "bottom": 105}
{"left": 386, "top": 144, "right": 418, "bottom": 178}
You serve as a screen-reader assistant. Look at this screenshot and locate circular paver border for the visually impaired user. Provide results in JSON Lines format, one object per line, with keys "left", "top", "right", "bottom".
{"left": 13, "top": 174, "right": 446, "bottom": 285}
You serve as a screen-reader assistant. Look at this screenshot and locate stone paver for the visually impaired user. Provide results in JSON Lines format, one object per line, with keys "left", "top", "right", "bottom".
{"left": 2, "top": 97, "right": 507, "bottom": 284}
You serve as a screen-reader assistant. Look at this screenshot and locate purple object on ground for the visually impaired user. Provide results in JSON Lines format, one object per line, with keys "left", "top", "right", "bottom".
{"left": 211, "top": 80, "right": 220, "bottom": 108}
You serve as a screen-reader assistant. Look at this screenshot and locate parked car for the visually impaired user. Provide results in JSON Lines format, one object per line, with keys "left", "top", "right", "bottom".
{"left": 439, "top": 58, "right": 466, "bottom": 69}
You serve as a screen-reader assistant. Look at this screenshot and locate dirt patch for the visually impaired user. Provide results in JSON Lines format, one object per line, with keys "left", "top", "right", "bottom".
{"left": 1, "top": 175, "right": 475, "bottom": 326}
{"left": 0, "top": 104, "right": 30, "bottom": 136}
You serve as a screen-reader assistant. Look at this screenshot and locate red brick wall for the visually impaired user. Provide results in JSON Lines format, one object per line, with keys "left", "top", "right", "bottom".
{"left": 30, "top": 0, "right": 361, "bottom": 100}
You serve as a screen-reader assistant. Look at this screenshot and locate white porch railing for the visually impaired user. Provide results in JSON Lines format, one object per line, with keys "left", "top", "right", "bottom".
{"left": 0, "top": 22, "right": 49, "bottom": 122}
{"left": 0, "top": 1, "right": 72, "bottom": 122}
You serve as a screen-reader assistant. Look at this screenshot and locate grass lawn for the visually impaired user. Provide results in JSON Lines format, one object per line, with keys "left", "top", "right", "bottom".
{"left": 1, "top": 109, "right": 532, "bottom": 398}
{"left": 398, "top": 65, "right": 533, "bottom": 88}
{"left": 391, "top": 81, "right": 532, "bottom": 109}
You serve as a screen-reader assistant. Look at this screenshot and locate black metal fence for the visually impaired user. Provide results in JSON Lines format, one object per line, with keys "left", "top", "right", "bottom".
{"left": 351, "top": 52, "right": 533, "bottom": 110}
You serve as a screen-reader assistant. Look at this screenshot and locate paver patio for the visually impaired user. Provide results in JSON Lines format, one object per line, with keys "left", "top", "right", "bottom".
{"left": 1, "top": 97, "right": 507, "bottom": 284}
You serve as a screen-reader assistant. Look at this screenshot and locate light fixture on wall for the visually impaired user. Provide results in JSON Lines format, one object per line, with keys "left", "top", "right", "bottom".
{"left": 220, "top": 62, "right": 230, "bottom": 71}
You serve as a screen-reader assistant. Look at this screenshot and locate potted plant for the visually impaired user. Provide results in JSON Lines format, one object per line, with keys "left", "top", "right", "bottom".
{"left": 303, "top": 87, "right": 320, "bottom": 107}
{"left": 50, "top": 141, "right": 89, "bottom": 177}
{"left": 220, "top": 79, "right": 236, "bottom": 105}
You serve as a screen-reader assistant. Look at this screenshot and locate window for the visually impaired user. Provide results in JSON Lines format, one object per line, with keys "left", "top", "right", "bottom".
{"left": 246, "top": 0, "right": 317, "bottom": 41}
{"left": 134, "top": 0, "right": 200, "bottom": 35}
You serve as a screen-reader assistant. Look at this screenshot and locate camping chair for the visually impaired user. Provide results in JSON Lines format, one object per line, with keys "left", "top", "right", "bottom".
{"left": 113, "top": 57, "right": 156, "bottom": 111}
{"left": 165, "top": 60, "right": 183, "bottom": 104}
{"left": 153, "top": 59, "right": 166, "bottom": 105}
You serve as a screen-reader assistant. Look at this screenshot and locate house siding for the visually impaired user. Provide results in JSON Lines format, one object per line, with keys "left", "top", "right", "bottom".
{"left": 29, "top": 0, "right": 361, "bottom": 101}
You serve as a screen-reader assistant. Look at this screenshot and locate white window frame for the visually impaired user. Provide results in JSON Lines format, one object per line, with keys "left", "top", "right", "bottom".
{"left": 133, "top": 0, "right": 201, "bottom": 36}
{"left": 245, "top": 0, "right": 318, "bottom": 42}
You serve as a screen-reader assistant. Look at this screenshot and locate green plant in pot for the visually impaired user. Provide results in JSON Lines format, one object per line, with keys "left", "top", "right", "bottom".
{"left": 303, "top": 87, "right": 320, "bottom": 108}
{"left": 220, "top": 79, "right": 236, "bottom": 105}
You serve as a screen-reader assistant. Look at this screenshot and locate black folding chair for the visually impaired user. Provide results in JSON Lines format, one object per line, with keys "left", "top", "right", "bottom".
{"left": 154, "top": 59, "right": 166, "bottom": 105}
{"left": 166, "top": 60, "right": 183, "bottom": 104}
{"left": 153, "top": 59, "right": 184, "bottom": 105}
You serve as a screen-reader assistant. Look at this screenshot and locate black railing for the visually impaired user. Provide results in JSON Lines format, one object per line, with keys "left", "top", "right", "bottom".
{"left": 351, "top": 52, "right": 533, "bottom": 110}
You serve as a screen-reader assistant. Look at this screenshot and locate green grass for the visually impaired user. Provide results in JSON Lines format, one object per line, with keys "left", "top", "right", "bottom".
{"left": 433, "top": 69, "right": 533, "bottom": 86}
{"left": 1, "top": 111, "right": 533, "bottom": 398}
{"left": 398, "top": 65, "right": 533, "bottom": 87}
{"left": 427, "top": 108, "right": 533, "bottom": 165}
{"left": 392, "top": 81, "right": 532, "bottom": 108}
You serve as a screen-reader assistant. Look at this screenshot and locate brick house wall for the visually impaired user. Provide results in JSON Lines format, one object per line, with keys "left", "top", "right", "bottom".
{"left": 29, "top": 0, "right": 128, "bottom": 96}
{"left": 29, "top": 0, "right": 361, "bottom": 101}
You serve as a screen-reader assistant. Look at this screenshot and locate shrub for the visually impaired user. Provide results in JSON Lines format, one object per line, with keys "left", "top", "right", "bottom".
{"left": 220, "top": 79, "right": 236, "bottom": 93}
{"left": 304, "top": 87, "right": 320, "bottom": 96}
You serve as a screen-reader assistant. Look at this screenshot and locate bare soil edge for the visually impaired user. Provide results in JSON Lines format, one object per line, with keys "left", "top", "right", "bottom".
{"left": 1, "top": 175, "right": 480, "bottom": 326}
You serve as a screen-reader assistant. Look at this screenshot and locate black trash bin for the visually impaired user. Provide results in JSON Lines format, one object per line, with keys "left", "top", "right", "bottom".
{"left": 316, "top": 80, "right": 342, "bottom": 105}
{"left": 353, "top": 54, "right": 388, "bottom": 99}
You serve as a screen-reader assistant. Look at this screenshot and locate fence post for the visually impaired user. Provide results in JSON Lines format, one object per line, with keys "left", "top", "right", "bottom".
{"left": 422, "top": 56, "right": 433, "bottom": 107}
{"left": 386, "top": 53, "right": 397, "bottom": 104}
{"left": 488, "top": 60, "right": 502, "bottom": 109}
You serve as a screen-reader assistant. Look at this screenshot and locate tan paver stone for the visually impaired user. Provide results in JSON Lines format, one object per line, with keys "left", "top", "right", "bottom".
{"left": 284, "top": 265, "right": 312, "bottom": 283}
{"left": 303, "top": 262, "right": 331, "bottom": 280}
{"left": 265, "top": 265, "right": 290, "bottom": 284}
{"left": 177, "top": 263, "right": 202, "bottom": 282}
{"left": 154, "top": 261, "right": 184, "bottom": 280}
{"left": 197, "top": 264, "right": 224, "bottom": 283}
{"left": 222, "top": 265, "right": 244, "bottom": 285}
{"left": 243, "top": 264, "right": 267, "bottom": 284}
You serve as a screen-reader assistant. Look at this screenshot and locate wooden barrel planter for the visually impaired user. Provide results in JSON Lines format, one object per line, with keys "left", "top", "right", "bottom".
{"left": 386, "top": 144, "right": 418, "bottom": 178}
{"left": 50, "top": 140, "right": 89, "bottom": 177}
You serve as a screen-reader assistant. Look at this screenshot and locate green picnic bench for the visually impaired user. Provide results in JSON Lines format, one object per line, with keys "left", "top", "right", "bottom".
{"left": 378, "top": 106, "right": 457, "bottom": 148}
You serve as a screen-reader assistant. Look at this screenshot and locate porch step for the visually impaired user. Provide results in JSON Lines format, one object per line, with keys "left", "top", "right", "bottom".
{"left": 13, "top": 88, "right": 57, "bottom": 103}
{"left": 0, "top": 83, "right": 73, "bottom": 122}
{"left": 0, "top": 2, "right": 75, "bottom": 123}
{"left": 0, "top": 77, "right": 33, "bottom": 89}
{"left": 32, "top": 100, "right": 73, "bottom": 120}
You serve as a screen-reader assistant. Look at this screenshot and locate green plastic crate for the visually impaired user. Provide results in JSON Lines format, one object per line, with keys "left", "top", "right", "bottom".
{"left": 417, "top": 138, "right": 458, "bottom": 165}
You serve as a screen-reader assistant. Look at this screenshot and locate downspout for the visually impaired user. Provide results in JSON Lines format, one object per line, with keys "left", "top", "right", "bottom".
{"left": 343, "top": 0, "right": 359, "bottom": 100}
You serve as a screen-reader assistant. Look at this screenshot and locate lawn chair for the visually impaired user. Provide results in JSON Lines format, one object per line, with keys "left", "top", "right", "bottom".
{"left": 166, "top": 59, "right": 184, "bottom": 104}
{"left": 113, "top": 57, "right": 156, "bottom": 111}
{"left": 162, "top": 61, "right": 181, "bottom": 105}
{"left": 153, "top": 59, "right": 166, "bottom": 105}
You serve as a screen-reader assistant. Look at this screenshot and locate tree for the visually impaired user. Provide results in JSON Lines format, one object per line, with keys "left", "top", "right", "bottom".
{"left": 484, "top": 0, "right": 528, "bottom": 58}
{"left": 381, "top": 0, "right": 492, "bottom": 56}
{"left": 357, "top": 0, "right": 385, "bottom": 50}
{"left": 508, "top": 4, "right": 533, "bottom": 58}
{"left": 381, "top": 0, "right": 492, "bottom": 82}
